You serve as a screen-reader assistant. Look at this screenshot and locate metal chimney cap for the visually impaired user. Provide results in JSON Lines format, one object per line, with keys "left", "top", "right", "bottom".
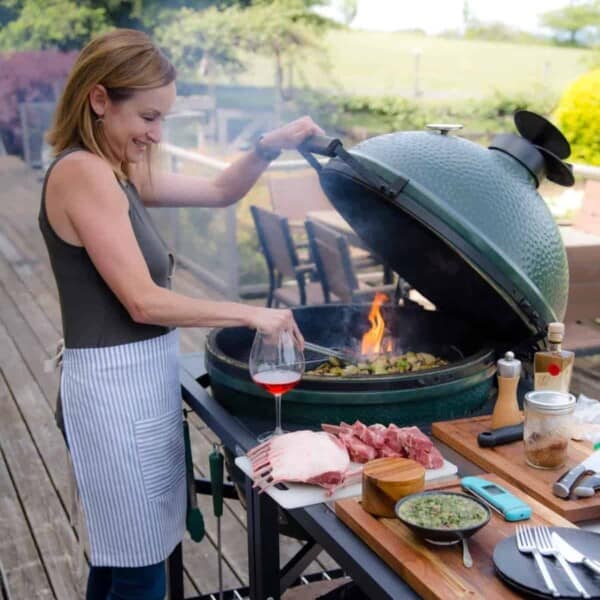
{"left": 426, "top": 124, "right": 463, "bottom": 135}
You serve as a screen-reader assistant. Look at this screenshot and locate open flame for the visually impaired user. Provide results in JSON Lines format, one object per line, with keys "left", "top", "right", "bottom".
{"left": 360, "top": 293, "right": 389, "bottom": 355}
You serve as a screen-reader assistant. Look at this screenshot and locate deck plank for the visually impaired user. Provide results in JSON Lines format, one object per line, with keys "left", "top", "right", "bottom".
{"left": 0, "top": 248, "right": 60, "bottom": 356}
{"left": 0, "top": 331, "right": 84, "bottom": 599}
{"left": 0, "top": 412, "right": 55, "bottom": 600}
{"left": 0, "top": 221, "right": 62, "bottom": 327}
{"left": 0, "top": 280, "right": 59, "bottom": 410}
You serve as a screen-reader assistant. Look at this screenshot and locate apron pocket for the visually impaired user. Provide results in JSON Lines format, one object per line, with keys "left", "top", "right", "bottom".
{"left": 134, "top": 409, "right": 185, "bottom": 501}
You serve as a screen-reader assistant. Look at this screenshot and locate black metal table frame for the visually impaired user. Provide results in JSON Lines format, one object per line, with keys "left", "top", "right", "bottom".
{"left": 169, "top": 353, "right": 485, "bottom": 600}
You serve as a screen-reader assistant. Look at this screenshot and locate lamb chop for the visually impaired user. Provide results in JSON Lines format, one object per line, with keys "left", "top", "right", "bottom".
{"left": 322, "top": 421, "right": 444, "bottom": 469}
{"left": 386, "top": 424, "right": 444, "bottom": 469}
{"left": 322, "top": 423, "right": 379, "bottom": 462}
{"left": 247, "top": 430, "right": 362, "bottom": 494}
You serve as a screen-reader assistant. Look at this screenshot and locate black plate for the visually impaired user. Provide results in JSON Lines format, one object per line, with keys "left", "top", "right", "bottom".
{"left": 493, "top": 527, "right": 600, "bottom": 599}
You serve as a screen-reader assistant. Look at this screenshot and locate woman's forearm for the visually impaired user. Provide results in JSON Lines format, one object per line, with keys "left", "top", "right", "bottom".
{"left": 212, "top": 148, "right": 271, "bottom": 206}
{"left": 130, "top": 285, "right": 258, "bottom": 329}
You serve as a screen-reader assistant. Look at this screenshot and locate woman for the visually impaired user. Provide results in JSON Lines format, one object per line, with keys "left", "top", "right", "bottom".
{"left": 40, "top": 28, "right": 322, "bottom": 600}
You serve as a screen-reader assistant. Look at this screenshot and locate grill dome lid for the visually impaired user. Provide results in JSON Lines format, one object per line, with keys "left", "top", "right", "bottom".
{"left": 299, "top": 111, "right": 572, "bottom": 347}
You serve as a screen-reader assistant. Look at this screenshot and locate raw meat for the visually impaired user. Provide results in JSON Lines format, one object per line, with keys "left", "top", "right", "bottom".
{"left": 322, "top": 423, "right": 378, "bottom": 462}
{"left": 340, "top": 431, "right": 378, "bottom": 462}
{"left": 247, "top": 430, "right": 361, "bottom": 493}
{"left": 421, "top": 445, "right": 444, "bottom": 469}
{"left": 378, "top": 444, "right": 404, "bottom": 458}
{"left": 322, "top": 421, "right": 444, "bottom": 469}
{"left": 385, "top": 424, "right": 433, "bottom": 454}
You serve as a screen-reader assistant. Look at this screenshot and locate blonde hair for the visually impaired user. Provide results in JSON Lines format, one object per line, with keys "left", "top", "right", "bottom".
{"left": 46, "top": 29, "right": 176, "bottom": 179}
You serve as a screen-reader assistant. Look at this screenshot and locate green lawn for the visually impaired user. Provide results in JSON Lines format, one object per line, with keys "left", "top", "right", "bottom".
{"left": 226, "top": 30, "right": 592, "bottom": 100}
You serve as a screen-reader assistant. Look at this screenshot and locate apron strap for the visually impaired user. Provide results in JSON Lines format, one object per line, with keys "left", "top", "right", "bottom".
{"left": 44, "top": 338, "right": 65, "bottom": 373}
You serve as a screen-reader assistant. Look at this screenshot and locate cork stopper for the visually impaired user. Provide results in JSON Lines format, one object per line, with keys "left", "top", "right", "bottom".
{"left": 547, "top": 322, "right": 565, "bottom": 343}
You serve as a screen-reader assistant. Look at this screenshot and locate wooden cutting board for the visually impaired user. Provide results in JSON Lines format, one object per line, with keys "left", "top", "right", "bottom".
{"left": 432, "top": 415, "right": 599, "bottom": 522}
{"left": 335, "top": 473, "right": 575, "bottom": 600}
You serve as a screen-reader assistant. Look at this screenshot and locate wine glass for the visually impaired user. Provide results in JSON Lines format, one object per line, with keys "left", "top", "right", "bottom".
{"left": 249, "top": 329, "right": 305, "bottom": 442}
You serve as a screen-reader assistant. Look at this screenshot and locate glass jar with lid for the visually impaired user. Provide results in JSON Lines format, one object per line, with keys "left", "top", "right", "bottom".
{"left": 523, "top": 390, "right": 576, "bottom": 469}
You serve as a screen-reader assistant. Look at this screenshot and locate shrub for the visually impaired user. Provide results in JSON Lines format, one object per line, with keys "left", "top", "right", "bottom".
{"left": 0, "top": 49, "right": 77, "bottom": 155}
{"left": 554, "top": 69, "right": 600, "bottom": 165}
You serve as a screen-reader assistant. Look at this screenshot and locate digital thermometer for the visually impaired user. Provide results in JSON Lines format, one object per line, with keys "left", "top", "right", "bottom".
{"left": 460, "top": 476, "right": 532, "bottom": 521}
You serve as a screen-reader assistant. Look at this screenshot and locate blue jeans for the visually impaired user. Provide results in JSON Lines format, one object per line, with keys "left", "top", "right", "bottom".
{"left": 86, "top": 562, "right": 165, "bottom": 600}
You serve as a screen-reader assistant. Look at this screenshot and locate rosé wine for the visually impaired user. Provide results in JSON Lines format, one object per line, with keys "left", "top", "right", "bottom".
{"left": 252, "top": 369, "right": 302, "bottom": 395}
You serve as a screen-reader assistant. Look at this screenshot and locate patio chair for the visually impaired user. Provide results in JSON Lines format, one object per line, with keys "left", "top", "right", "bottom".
{"left": 268, "top": 170, "right": 384, "bottom": 274}
{"left": 250, "top": 205, "right": 325, "bottom": 307}
{"left": 305, "top": 219, "right": 399, "bottom": 304}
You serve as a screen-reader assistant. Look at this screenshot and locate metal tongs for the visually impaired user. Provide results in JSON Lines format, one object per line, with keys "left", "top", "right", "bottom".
{"left": 304, "top": 341, "right": 354, "bottom": 362}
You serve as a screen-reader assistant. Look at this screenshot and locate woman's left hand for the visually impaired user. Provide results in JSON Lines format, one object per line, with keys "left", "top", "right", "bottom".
{"left": 260, "top": 116, "right": 325, "bottom": 151}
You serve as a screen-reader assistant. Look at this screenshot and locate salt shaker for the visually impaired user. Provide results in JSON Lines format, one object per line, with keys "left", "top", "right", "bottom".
{"left": 491, "top": 351, "right": 523, "bottom": 430}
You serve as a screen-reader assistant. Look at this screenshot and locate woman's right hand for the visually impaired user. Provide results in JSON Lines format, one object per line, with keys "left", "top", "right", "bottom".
{"left": 249, "top": 307, "right": 304, "bottom": 349}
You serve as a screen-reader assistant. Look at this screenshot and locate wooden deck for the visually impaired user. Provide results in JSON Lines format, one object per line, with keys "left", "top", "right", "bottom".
{"left": 1, "top": 156, "right": 598, "bottom": 600}
{"left": 0, "top": 157, "right": 341, "bottom": 600}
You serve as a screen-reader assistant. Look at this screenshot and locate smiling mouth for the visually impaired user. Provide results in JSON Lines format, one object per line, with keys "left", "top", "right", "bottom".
{"left": 133, "top": 140, "right": 148, "bottom": 151}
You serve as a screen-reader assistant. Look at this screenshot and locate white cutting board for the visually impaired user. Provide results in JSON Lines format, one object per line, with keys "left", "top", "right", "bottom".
{"left": 234, "top": 455, "right": 457, "bottom": 510}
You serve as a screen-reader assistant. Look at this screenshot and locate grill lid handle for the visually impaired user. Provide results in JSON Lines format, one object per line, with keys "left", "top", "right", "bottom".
{"left": 298, "top": 135, "right": 342, "bottom": 157}
{"left": 299, "top": 135, "right": 409, "bottom": 199}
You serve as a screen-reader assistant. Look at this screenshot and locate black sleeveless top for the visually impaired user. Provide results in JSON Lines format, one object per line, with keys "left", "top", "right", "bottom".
{"left": 39, "top": 149, "right": 172, "bottom": 349}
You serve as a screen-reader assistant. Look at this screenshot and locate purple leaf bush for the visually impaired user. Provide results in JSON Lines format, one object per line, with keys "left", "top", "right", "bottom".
{"left": 0, "top": 49, "right": 77, "bottom": 154}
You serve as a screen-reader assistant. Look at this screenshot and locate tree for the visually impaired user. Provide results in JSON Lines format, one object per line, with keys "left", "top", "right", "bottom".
{"left": 540, "top": 0, "right": 600, "bottom": 45}
{"left": 330, "top": 0, "right": 357, "bottom": 26}
{"left": 0, "top": 0, "right": 229, "bottom": 50}
{"left": 155, "top": 6, "right": 245, "bottom": 82}
{"left": 0, "top": 0, "right": 109, "bottom": 51}
{"left": 157, "top": 0, "right": 335, "bottom": 123}
{"left": 462, "top": 0, "right": 472, "bottom": 29}
{"left": 0, "top": 0, "right": 23, "bottom": 29}
{"left": 239, "top": 0, "right": 333, "bottom": 121}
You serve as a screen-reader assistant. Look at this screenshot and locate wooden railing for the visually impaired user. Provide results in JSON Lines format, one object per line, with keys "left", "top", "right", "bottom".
{"left": 157, "top": 143, "right": 326, "bottom": 299}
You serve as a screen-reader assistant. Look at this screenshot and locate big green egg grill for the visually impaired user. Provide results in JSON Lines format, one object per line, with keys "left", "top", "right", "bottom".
{"left": 204, "top": 111, "right": 574, "bottom": 428}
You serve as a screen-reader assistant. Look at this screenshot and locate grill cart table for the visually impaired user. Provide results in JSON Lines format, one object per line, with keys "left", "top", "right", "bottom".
{"left": 171, "top": 353, "right": 495, "bottom": 600}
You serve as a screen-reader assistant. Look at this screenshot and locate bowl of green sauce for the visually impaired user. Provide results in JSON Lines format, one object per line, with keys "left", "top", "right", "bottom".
{"left": 395, "top": 491, "right": 491, "bottom": 544}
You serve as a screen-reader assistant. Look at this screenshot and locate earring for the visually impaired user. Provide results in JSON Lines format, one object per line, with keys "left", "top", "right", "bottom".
{"left": 95, "top": 117, "right": 104, "bottom": 126}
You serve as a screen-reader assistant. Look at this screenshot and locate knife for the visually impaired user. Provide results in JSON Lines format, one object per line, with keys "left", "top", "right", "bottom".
{"left": 551, "top": 532, "right": 600, "bottom": 576}
{"left": 553, "top": 450, "right": 600, "bottom": 498}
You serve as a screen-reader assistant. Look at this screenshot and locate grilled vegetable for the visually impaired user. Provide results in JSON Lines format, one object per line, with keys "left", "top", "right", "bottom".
{"left": 306, "top": 352, "right": 447, "bottom": 376}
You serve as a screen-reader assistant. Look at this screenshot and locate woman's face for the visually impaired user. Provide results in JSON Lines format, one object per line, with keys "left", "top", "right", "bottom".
{"left": 92, "top": 82, "right": 176, "bottom": 164}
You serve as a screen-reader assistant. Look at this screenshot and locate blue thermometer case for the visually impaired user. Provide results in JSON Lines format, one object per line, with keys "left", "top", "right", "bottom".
{"left": 460, "top": 476, "right": 532, "bottom": 521}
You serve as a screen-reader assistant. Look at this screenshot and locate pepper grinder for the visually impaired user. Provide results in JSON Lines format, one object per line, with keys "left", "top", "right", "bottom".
{"left": 491, "top": 351, "right": 523, "bottom": 429}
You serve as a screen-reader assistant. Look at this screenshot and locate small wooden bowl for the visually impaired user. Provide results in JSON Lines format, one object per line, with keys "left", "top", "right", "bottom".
{"left": 362, "top": 457, "right": 425, "bottom": 517}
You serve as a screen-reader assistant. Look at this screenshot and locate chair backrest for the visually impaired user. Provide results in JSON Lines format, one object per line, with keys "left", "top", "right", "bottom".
{"left": 305, "top": 220, "right": 358, "bottom": 303}
{"left": 267, "top": 170, "right": 332, "bottom": 223}
{"left": 573, "top": 180, "right": 600, "bottom": 236}
{"left": 250, "top": 205, "right": 299, "bottom": 280}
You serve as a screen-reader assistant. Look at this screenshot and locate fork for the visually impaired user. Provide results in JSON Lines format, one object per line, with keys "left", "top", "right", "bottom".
{"left": 515, "top": 524, "right": 559, "bottom": 597}
{"left": 534, "top": 526, "right": 590, "bottom": 599}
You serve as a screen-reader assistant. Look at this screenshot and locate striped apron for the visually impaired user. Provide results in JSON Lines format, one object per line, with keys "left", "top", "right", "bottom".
{"left": 60, "top": 329, "right": 186, "bottom": 567}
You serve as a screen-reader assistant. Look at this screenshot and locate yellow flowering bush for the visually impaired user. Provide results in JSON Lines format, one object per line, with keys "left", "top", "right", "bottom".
{"left": 555, "top": 69, "right": 600, "bottom": 166}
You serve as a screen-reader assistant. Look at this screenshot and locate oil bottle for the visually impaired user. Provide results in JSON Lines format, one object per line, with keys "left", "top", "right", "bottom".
{"left": 534, "top": 322, "right": 574, "bottom": 393}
